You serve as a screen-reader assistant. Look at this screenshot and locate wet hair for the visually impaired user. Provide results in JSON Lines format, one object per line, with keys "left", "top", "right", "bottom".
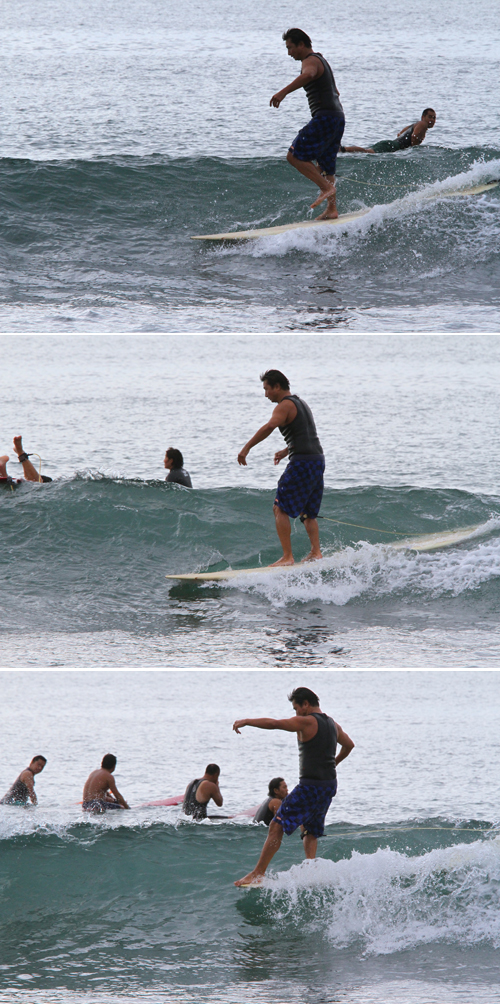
{"left": 205, "top": 763, "right": 220, "bottom": 776}
{"left": 31, "top": 755, "right": 47, "bottom": 764}
{"left": 101, "top": 754, "right": 117, "bottom": 771}
{"left": 282, "top": 28, "right": 312, "bottom": 48}
{"left": 268, "top": 776, "right": 285, "bottom": 798}
{"left": 40, "top": 475, "right": 53, "bottom": 483}
{"left": 422, "top": 108, "right": 436, "bottom": 117}
{"left": 260, "top": 369, "right": 290, "bottom": 390}
{"left": 288, "top": 686, "right": 320, "bottom": 707}
{"left": 166, "top": 447, "right": 184, "bottom": 469}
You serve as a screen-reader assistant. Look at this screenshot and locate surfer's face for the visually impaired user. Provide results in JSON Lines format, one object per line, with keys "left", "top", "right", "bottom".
{"left": 263, "top": 380, "right": 283, "bottom": 403}
{"left": 285, "top": 40, "right": 304, "bottom": 60}
{"left": 276, "top": 780, "right": 288, "bottom": 798}
{"left": 292, "top": 700, "right": 311, "bottom": 717}
{"left": 30, "top": 760, "right": 46, "bottom": 774}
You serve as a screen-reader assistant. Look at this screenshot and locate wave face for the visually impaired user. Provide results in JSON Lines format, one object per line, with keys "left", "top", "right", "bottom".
{"left": 0, "top": 819, "right": 499, "bottom": 1001}
{"left": 1, "top": 152, "right": 499, "bottom": 332}
{"left": 1, "top": 479, "right": 500, "bottom": 637}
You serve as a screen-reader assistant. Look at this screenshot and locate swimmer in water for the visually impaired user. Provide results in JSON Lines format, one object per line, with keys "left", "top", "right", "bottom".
{"left": 82, "top": 754, "right": 130, "bottom": 813}
{"left": 0, "top": 435, "right": 53, "bottom": 488}
{"left": 182, "top": 764, "right": 224, "bottom": 820}
{"left": 253, "top": 777, "right": 288, "bottom": 825}
{"left": 340, "top": 109, "right": 437, "bottom": 154}
{"left": 164, "top": 447, "right": 192, "bottom": 487}
{"left": 0, "top": 755, "right": 47, "bottom": 805}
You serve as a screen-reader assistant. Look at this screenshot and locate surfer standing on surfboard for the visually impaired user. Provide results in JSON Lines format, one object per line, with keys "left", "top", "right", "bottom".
{"left": 270, "top": 28, "right": 345, "bottom": 220}
{"left": 233, "top": 687, "right": 354, "bottom": 887}
{"left": 237, "top": 369, "right": 325, "bottom": 567}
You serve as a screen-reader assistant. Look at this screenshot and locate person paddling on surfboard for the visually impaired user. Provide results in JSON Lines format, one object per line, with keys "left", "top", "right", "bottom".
{"left": 253, "top": 777, "right": 288, "bottom": 825}
{"left": 233, "top": 687, "right": 354, "bottom": 887}
{"left": 182, "top": 764, "right": 224, "bottom": 821}
{"left": 341, "top": 108, "right": 437, "bottom": 154}
{"left": 0, "top": 435, "right": 53, "bottom": 489}
{"left": 238, "top": 369, "right": 325, "bottom": 567}
{"left": 82, "top": 754, "right": 130, "bottom": 813}
{"left": 0, "top": 755, "right": 46, "bottom": 805}
{"left": 270, "top": 28, "right": 345, "bottom": 220}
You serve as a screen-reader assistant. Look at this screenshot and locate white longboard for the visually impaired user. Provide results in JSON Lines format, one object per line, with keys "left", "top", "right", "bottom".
{"left": 165, "top": 523, "right": 486, "bottom": 581}
{"left": 191, "top": 181, "right": 499, "bottom": 241}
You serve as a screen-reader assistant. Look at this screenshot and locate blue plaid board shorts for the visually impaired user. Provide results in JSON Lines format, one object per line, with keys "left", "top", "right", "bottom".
{"left": 275, "top": 780, "right": 337, "bottom": 838}
{"left": 290, "top": 112, "right": 345, "bottom": 175}
{"left": 275, "top": 454, "right": 325, "bottom": 519}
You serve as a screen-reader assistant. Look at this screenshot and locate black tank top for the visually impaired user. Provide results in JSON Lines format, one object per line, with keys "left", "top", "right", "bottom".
{"left": 303, "top": 53, "right": 344, "bottom": 118}
{"left": 397, "top": 125, "right": 415, "bottom": 149}
{"left": 299, "top": 713, "right": 337, "bottom": 781}
{"left": 182, "top": 779, "right": 207, "bottom": 820}
{"left": 0, "top": 770, "right": 33, "bottom": 805}
{"left": 279, "top": 395, "right": 323, "bottom": 457}
{"left": 253, "top": 797, "right": 274, "bottom": 825}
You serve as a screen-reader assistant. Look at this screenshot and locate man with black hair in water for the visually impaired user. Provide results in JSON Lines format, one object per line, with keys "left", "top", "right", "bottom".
{"left": 164, "top": 447, "right": 192, "bottom": 487}
{"left": 82, "top": 754, "right": 130, "bottom": 813}
{"left": 270, "top": 28, "right": 345, "bottom": 220}
{"left": 0, "top": 435, "right": 53, "bottom": 489}
{"left": 233, "top": 687, "right": 354, "bottom": 886}
{"left": 0, "top": 755, "right": 47, "bottom": 805}
{"left": 238, "top": 369, "right": 325, "bottom": 566}
{"left": 341, "top": 108, "right": 437, "bottom": 153}
{"left": 182, "top": 764, "right": 224, "bottom": 820}
{"left": 253, "top": 777, "right": 288, "bottom": 825}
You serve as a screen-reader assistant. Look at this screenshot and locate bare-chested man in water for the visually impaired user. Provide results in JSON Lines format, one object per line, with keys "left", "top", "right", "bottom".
{"left": 82, "top": 754, "right": 130, "bottom": 813}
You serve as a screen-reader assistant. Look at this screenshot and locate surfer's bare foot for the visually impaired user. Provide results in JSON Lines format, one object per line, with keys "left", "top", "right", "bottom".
{"left": 315, "top": 206, "right": 339, "bottom": 220}
{"left": 315, "top": 193, "right": 338, "bottom": 219}
{"left": 234, "top": 870, "right": 265, "bottom": 887}
{"left": 13, "top": 436, "right": 23, "bottom": 456}
{"left": 269, "top": 556, "right": 295, "bottom": 567}
{"left": 301, "top": 550, "right": 323, "bottom": 562}
{"left": 0, "top": 456, "right": 9, "bottom": 478}
{"left": 310, "top": 185, "right": 336, "bottom": 209}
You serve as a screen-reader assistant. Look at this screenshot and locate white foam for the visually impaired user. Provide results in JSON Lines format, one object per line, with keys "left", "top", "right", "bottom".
{"left": 222, "top": 159, "right": 500, "bottom": 258}
{"left": 261, "top": 835, "right": 500, "bottom": 954}
{"left": 227, "top": 526, "right": 500, "bottom": 607}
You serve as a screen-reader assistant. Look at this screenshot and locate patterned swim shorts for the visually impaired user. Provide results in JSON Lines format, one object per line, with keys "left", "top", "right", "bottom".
{"left": 275, "top": 454, "right": 325, "bottom": 519}
{"left": 275, "top": 780, "right": 337, "bottom": 838}
{"left": 290, "top": 112, "right": 345, "bottom": 175}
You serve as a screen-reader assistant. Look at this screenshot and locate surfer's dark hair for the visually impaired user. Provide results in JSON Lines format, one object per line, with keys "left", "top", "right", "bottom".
{"left": 268, "top": 777, "right": 284, "bottom": 797}
{"left": 422, "top": 108, "right": 435, "bottom": 117}
{"left": 260, "top": 369, "right": 290, "bottom": 390}
{"left": 31, "top": 755, "right": 47, "bottom": 764}
{"left": 282, "top": 28, "right": 312, "bottom": 47}
{"left": 166, "top": 447, "right": 183, "bottom": 469}
{"left": 288, "top": 687, "right": 319, "bottom": 707}
{"left": 102, "top": 754, "right": 117, "bottom": 771}
{"left": 205, "top": 763, "right": 220, "bottom": 775}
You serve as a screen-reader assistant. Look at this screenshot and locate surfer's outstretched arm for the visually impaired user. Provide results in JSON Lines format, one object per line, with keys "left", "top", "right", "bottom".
{"left": 233, "top": 716, "right": 305, "bottom": 734}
